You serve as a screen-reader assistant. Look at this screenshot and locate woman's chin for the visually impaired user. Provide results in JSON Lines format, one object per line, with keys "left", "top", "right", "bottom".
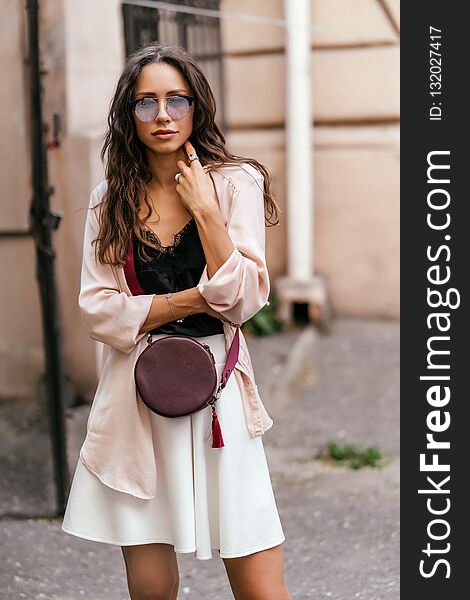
{"left": 147, "top": 143, "right": 179, "bottom": 156}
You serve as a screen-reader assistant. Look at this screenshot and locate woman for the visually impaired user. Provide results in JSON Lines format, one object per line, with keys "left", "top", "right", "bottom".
{"left": 61, "top": 42, "right": 292, "bottom": 600}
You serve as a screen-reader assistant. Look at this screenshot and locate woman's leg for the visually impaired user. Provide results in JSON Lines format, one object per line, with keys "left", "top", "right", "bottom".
{"left": 222, "top": 543, "right": 292, "bottom": 600}
{"left": 121, "top": 543, "right": 179, "bottom": 600}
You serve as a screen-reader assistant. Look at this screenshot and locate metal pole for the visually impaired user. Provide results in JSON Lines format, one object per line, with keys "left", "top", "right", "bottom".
{"left": 26, "top": 0, "right": 71, "bottom": 516}
{"left": 284, "top": 0, "right": 314, "bottom": 280}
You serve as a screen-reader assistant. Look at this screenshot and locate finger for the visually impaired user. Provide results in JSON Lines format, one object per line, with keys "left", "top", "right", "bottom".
{"left": 184, "top": 140, "right": 203, "bottom": 170}
{"left": 191, "top": 160, "right": 204, "bottom": 175}
{"left": 182, "top": 140, "right": 194, "bottom": 164}
{"left": 176, "top": 159, "right": 190, "bottom": 173}
{"left": 184, "top": 140, "right": 195, "bottom": 155}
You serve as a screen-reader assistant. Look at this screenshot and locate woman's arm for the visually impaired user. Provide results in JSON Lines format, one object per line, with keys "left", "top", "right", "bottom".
{"left": 78, "top": 189, "right": 153, "bottom": 354}
{"left": 194, "top": 165, "right": 270, "bottom": 325}
{"left": 138, "top": 287, "right": 206, "bottom": 334}
{"left": 192, "top": 206, "right": 236, "bottom": 280}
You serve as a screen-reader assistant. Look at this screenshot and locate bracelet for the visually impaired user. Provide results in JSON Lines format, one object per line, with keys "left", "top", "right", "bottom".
{"left": 165, "top": 292, "right": 185, "bottom": 323}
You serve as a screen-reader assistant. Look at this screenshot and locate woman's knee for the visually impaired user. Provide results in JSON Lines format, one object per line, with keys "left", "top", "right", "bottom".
{"left": 121, "top": 543, "right": 179, "bottom": 600}
{"left": 126, "top": 576, "right": 178, "bottom": 600}
{"left": 130, "top": 583, "right": 178, "bottom": 600}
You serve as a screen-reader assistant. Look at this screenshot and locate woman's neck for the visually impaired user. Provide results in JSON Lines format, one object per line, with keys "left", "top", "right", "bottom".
{"left": 145, "top": 147, "right": 188, "bottom": 191}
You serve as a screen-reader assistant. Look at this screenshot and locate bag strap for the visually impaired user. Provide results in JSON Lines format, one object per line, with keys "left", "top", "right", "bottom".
{"left": 124, "top": 229, "right": 240, "bottom": 384}
{"left": 220, "top": 326, "right": 239, "bottom": 387}
{"left": 124, "top": 230, "right": 146, "bottom": 296}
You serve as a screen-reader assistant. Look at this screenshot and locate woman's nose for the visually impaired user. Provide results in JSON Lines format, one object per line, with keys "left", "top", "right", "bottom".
{"left": 154, "top": 99, "right": 171, "bottom": 122}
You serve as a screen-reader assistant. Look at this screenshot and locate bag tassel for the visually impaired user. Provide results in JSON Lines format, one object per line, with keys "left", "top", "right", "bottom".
{"left": 211, "top": 404, "right": 224, "bottom": 448}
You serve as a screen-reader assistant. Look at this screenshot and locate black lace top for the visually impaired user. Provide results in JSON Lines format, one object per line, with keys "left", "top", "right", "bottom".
{"left": 134, "top": 216, "right": 224, "bottom": 337}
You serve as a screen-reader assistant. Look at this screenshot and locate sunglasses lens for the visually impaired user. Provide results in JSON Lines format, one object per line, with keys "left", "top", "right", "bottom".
{"left": 167, "top": 96, "right": 191, "bottom": 120}
{"left": 134, "top": 98, "right": 158, "bottom": 122}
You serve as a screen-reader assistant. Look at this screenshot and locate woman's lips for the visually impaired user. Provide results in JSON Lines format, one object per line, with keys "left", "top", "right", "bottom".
{"left": 152, "top": 131, "right": 178, "bottom": 139}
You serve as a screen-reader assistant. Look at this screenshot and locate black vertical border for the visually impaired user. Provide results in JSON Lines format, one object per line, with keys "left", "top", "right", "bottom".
{"left": 401, "top": 4, "right": 468, "bottom": 598}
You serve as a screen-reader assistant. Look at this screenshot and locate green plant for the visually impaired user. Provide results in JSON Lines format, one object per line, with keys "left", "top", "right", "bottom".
{"left": 243, "top": 295, "right": 283, "bottom": 336}
{"left": 318, "top": 441, "right": 385, "bottom": 469}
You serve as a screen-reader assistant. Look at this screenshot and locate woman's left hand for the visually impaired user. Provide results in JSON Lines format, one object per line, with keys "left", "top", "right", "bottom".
{"left": 175, "top": 141, "right": 218, "bottom": 217}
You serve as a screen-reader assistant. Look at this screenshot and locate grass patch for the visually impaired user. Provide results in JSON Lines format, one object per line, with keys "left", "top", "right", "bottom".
{"left": 318, "top": 441, "right": 386, "bottom": 469}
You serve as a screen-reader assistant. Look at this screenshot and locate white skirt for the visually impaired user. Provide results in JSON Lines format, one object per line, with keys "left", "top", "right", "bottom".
{"left": 61, "top": 332, "right": 285, "bottom": 560}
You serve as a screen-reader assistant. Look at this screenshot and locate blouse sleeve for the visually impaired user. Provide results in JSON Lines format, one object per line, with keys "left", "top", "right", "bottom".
{"left": 196, "top": 165, "right": 270, "bottom": 325}
{"left": 78, "top": 183, "right": 155, "bottom": 354}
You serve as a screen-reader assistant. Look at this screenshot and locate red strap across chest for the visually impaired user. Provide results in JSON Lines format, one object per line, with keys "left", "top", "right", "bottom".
{"left": 124, "top": 230, "right": 146, "bottom": 296}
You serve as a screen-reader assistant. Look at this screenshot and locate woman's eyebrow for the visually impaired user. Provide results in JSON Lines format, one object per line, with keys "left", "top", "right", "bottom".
{"left": 135, "top": 88, "right": 188, "bottom": 97}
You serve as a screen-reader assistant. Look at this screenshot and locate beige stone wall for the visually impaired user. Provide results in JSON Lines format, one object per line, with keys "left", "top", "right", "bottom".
{"left": 0, "top": 0, "right": 399, "bottom": 400}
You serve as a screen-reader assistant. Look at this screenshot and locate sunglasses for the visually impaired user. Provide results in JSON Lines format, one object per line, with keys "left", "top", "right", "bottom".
{"left": 129, "top": 95, "right": 195, "bottom": 122}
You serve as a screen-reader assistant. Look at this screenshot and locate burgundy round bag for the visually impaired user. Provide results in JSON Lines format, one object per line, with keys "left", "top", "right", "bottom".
{"left": 124, "top": 229, "right": 240, "bottom": 448}
{"left": 135, "top": 335, "right": 218, "bottom": 419}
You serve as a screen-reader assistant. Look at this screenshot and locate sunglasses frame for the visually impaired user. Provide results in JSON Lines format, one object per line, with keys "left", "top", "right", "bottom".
{"left": 129, "top": 94, "right": 195, "bottom": 121}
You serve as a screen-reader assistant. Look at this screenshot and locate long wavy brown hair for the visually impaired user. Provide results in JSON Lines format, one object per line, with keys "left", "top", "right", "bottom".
{"left": 93, "top": 41, "right": 281, "bottom": 267}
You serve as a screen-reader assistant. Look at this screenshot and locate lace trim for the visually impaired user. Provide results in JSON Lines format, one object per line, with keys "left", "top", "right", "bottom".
{"left": 140, "top": 217, "right": 195, "bottom": 252}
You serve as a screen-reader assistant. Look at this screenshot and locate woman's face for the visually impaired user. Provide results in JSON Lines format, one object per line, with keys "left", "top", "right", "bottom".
{"left": 131, "top": 62, "right": 194, "bottom": 157}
